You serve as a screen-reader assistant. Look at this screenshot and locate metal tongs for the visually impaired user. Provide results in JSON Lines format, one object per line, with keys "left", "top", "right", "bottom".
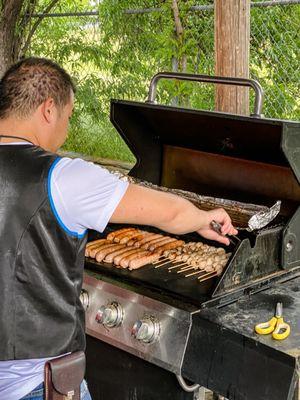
{"left": 211, "top": 201, "right": 281, "bottom": 246}
{"left": 210, "top": 220, "right": 241, "bottom": 246}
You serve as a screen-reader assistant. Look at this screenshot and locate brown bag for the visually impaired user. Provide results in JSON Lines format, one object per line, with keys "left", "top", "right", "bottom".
{"left": 44, "top": 351, "right": 86, "bottom": 400}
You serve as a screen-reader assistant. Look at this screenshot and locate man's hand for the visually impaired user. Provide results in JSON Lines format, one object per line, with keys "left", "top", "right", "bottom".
{"left": 197, "top": 208, "right": 238, "bottom": 246}
{"left": 110, "top": 184, "right": 238, "bottom": 245}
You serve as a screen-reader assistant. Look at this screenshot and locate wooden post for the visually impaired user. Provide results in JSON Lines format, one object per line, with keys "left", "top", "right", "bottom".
{"left": 215, "top": 0, "right": 250, "bottom": 115}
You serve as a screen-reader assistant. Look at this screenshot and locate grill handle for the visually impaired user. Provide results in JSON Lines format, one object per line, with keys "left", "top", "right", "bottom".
{"left": 147, "top": 72, "right": 264, "bottom": 118}
{"left": 176, "top": 374, "right": 201, "bottom": 393}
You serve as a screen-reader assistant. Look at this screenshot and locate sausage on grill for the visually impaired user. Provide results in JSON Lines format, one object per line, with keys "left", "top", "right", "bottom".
{"left": 104, "top": 247, "right": 135, "bottom": 263}
{"left": 90, "top": 242, "right": 121, "bottom": 258}
{"left": 120, "top": 250, "right": 150, "bottom": 268}
{"left": 154, "top": 240, "right": 185, "bottom": 255}
{"left": 86, "top": 238, "right": 108, "bottom": 249}
{"left": 95, "top": 244, "right": 126, "bottom": 262}
{"left": 114, "top": 228, "right": 140, "bottom": 243}
{"left": 148, "top": 237, "right": 177, "bottom": 251}
{"left": 141, "top": 236, "right": 168, "bottom": 250}
{"left": 127, "top": 232, "right": 153, "bottom": 246}
{"left": 85, "top": 240, "right": 110, "bottom": 257}
{"left": 114, "top": 249, "right": 142, "bottom": 266}
{"left": 133, "top": 233, "right": 162, "bottom": 248}
{"left": 107, "top": 227, "right": 137, "bottom": 242}
{"left": 129, "top": 253, "right": 160, "bottom": 270}
{"left": 119, "top": 232, "right": 145, "bottom": 244}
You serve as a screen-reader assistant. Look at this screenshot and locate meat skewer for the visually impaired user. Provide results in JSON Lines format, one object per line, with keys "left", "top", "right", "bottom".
{"left": 198, "top": 265, "right": 224, "bottom": 282}
{"left": 184, "top": 260, "right": 217, "bottom": 277}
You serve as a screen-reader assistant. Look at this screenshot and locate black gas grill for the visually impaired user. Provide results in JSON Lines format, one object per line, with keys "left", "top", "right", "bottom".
{"left": 83, "top": 73, "right": 300, "bottom": 400}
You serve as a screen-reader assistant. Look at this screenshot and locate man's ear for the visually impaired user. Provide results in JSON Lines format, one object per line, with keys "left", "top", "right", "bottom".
{"left": 40, "top": 98, "right": 56, "bottom": 123}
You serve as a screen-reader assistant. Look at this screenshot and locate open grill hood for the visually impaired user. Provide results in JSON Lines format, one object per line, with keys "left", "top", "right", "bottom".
{"left": 110, "top": 95, "right": 300, "bottom": 278}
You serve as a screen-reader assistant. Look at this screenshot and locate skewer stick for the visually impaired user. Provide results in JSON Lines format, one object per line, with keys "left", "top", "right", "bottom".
{"left": 168, "top": 262, "right": 188, "bottom": 271}
{"left": 177, "top": 265, "right": 197, "bottom": 273}
{"left": 154, "top": 259, "right": 170, "bottom": 268}
{"left": 198, "top": 271, "right": 218, "bottom": 282}
{"left": 185, "top": 270, "right": 205, "bottom": 277}
{"left": 199, "top": 269, "right": 223, "bottom": 282}
{"left": 171, "top": 259, "right": 185, "bottom": 264}
{"left": 153, "top": 256, "right": 167, "bottom": 264}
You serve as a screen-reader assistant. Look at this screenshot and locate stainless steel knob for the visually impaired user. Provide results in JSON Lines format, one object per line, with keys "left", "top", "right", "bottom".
{"left": 79, "top": 289, "right": 89, "bottom": 311}
{"left": 95, "top": 302, "right": 124, "bottom": 328}
{"left": 131, "top": 316, "right": 160, "bottom": 343}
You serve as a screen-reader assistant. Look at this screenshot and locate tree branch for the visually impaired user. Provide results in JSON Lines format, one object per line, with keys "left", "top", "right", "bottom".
{"left": 171, "top": 0, "right": 183, "bottom": 38}
{"left": 170, "top": 0, "right": 187, "bottom": 73}
{"left": 19, "top": 0, "right": 38, "bottom": 32}
{"left": 21, "top": 0, "right": 60, "bottom": 55}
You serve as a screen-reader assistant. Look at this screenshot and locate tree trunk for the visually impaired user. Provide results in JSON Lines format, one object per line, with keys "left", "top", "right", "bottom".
{"left": 215, "top": 0, "right": 250, "bottom": 115}
{"left": 0, "top": 0, "right": 59, "bottom": 77}
{"left": 0, "top": 0, "right": 24, "bottom": 77}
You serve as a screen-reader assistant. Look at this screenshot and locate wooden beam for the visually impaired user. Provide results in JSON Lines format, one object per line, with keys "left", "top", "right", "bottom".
{"left": 215, "top": 0, "right": 250, "bottom": 115}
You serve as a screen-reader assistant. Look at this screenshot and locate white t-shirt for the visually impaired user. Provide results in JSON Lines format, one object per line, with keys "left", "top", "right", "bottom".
{"left": 0, "top": 143, "right": 129, "bottom": 400}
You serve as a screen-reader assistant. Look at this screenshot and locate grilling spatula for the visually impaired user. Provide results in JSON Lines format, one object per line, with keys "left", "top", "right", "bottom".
{"left": 211, "top": 200, "right": 281, "bottom": 245}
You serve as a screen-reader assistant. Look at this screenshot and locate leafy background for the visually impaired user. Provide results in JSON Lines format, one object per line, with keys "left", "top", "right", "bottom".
{"left": 30, "top": 0, "right": 300, "bottom": 162}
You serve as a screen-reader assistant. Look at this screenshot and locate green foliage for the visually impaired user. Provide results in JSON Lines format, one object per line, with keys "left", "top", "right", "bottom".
{"left": 29, "top": 1, "right": 300, "bottom": 161}
{"left": 250, "top": 5, "right": 300, "bottom": 119}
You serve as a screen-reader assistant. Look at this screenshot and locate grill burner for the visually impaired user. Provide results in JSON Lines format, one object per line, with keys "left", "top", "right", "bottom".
{"left": 84, "top": 73, "right": 300, "bottom": 400}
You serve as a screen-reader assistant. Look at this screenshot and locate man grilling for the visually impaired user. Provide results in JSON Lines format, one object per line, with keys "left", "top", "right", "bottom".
{"left": 0, "top": 57, "right": 237, "bottom": 400}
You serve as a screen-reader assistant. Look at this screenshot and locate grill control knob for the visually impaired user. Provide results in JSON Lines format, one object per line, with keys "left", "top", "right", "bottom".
{"left": 95, "top": 302, "right": 124, "bottom": 328}
{"left": 131, "top": 317, "right": 160, "bottom": 344}
{"left": 79, "top": 289, "right": 89, "bottom": 311}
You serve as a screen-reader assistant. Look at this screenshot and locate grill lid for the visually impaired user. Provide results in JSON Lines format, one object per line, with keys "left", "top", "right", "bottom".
{"left": 110, "top": 75, "right": 300, "bottom": 214}
{"left": 110, "top": 73, "right": 300, "bottom": 269}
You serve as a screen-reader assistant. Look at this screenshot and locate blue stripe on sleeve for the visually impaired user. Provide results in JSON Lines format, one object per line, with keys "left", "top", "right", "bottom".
{"left": 47, "top": 157, "right": 87, "bottom": 239}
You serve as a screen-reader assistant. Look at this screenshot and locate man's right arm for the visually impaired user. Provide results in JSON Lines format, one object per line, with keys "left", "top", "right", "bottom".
{"left": 51, "top": 159, "right": 237, "bottom": 245}
{"left": 110, "top": 184, "right": 237, "bottom": 246}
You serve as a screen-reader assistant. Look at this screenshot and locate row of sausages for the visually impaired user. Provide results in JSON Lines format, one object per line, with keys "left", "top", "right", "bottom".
{"left": 85, "top": 228, "right": 185, "bottom": 270}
